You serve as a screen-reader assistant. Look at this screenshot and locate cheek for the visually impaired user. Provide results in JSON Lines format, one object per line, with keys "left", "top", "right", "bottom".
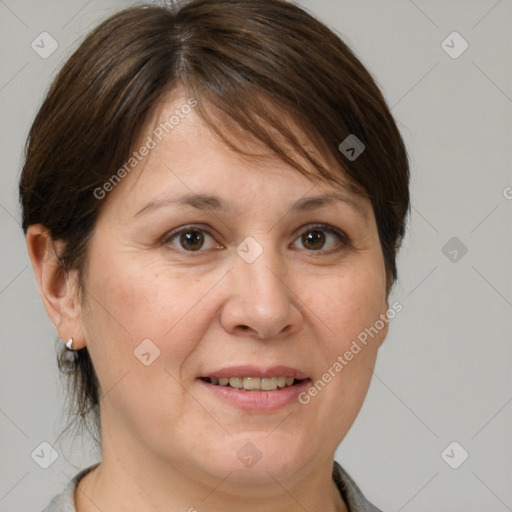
{"left": 304, "top": 262, "right": 387, "bottom": 349}
{"left": 297, "top": 261, "right": 386, "bottom": 414}
{"left": 82, "top": 255, "right": 222, "bottom": 384}
{"left": 86, "top": 256, "right": 195, "bottom": 337}
{"left": 81, "top": 261, "right": 204, "bottom": 431}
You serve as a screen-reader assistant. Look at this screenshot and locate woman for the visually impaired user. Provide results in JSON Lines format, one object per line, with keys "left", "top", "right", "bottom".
{"left": 20, "top": 1, "right": 410, "bottom": 511}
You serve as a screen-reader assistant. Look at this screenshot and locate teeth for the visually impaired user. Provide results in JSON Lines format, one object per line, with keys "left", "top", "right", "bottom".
{"left": 229, "top": 377, "right": 243, "bottom": 388}
{"left": 261, "top": 377, "right": 277, "bottom": 390}
{"left": 243, "top": 377, "right": 261, "bottom": 390}
{"left": 207, "top": 376, "right": 299, "bottom": 391}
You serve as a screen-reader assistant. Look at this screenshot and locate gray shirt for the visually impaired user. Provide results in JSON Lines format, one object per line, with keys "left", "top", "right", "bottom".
{"left": 41, "top": 461, "right": 383, "bottom": 511}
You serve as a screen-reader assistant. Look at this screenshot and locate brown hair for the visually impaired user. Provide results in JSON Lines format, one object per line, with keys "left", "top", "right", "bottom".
{"left": 19, "top": 0, "right": 410, "bottom": 447}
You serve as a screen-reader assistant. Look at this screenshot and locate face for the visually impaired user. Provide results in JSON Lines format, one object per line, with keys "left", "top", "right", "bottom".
{"left": 76, "top": 87, "right": 389, "bottom": 486}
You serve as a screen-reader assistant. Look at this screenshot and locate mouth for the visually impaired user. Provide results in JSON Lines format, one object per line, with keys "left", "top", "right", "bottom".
{"left": 196, "top": 365, "right": 311, "bottom": 411}
{"left": 199, "top": 376, "right": 305, "bottom": 391}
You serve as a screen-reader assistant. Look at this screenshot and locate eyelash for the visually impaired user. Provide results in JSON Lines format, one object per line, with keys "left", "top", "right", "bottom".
{"left": 161, "top": 223, "right": 352, "bottom": 255}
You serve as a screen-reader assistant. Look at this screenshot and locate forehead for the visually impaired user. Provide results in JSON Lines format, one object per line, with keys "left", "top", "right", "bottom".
{"left": 140, "top": 84, "right": 354, "bottom": 182}
{"left": 104, "top": 86, "right": 371, "bottom": 222}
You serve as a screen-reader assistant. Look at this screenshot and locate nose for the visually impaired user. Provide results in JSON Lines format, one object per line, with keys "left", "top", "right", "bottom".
{"left": 219, "top": 241, "right": 303, "bottom": 340}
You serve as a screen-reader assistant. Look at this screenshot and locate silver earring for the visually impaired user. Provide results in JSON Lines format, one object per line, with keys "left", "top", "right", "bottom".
{"left": 64, "top": 337, "right": 78, "bottom": 364}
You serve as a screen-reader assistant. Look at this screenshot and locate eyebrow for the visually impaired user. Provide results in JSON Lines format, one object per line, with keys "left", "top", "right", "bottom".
{"left": 134, "top": 191, "right": 368, "bottom": 222}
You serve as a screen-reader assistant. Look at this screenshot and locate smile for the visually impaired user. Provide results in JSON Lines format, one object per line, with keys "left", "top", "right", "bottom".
{"left": 201, "top": 376, "right": 302, "bottom": 391}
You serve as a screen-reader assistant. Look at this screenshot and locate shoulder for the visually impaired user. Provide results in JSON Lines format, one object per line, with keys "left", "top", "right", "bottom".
{"left": 40, "top": 463, "right": 100, "bottom": 512}
{"left": 333, "top": 460, "right": 384, "bottom": 512}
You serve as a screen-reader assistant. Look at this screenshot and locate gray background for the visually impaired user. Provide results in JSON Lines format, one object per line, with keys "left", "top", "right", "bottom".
{"left": 1, "top": 0, "right": 511, "bottom": 510}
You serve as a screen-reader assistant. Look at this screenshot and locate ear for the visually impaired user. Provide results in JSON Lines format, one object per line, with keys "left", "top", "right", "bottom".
{"left": 25, "top": 224, "right": 86, "bottom": 350}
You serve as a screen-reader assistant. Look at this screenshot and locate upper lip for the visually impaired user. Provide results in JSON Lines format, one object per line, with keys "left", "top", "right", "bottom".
{"left": 200, "top": 365, "right": 309, "bottom": 380}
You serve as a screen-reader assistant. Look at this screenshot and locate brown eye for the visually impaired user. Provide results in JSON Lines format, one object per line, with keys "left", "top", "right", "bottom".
{"left": 179, "top": 230, "right": 205, "bottom": 251}
{"left": 163, "top": 223, "right": 350, "bottom": 255}
{"left": 301, "top": 230, "right": 326, "bottom": 250}
{"left": 164, "top": 226, "right": 219, "bottom": 252}
{"left": 292, "top": 224, "right": 350, "bottom": 252}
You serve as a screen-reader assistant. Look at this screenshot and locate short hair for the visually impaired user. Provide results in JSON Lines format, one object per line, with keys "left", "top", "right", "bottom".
{"left": 19, "top": 0, "right": 410, "bottom": 447}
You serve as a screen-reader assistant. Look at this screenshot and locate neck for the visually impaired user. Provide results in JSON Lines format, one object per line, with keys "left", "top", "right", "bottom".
{"left": 75, "top": 450, "right": 347, "bottom": 512}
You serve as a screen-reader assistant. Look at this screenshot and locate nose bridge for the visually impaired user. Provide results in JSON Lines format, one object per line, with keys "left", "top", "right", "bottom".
{"left": 236, "top": 234, "right": 289, "bottom": 304}
{"left": 221, "top": 234, "right": 300, "bottom": 338}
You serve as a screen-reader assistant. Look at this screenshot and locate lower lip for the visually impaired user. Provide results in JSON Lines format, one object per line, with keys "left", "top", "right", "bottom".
{"left": 196, "top": 378, "right": 311, "bottom": 412}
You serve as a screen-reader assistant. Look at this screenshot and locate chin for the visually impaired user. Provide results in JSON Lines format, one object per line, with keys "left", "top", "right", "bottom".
{"left": 199, "top": 434, "right": 308, "bottom": 486}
